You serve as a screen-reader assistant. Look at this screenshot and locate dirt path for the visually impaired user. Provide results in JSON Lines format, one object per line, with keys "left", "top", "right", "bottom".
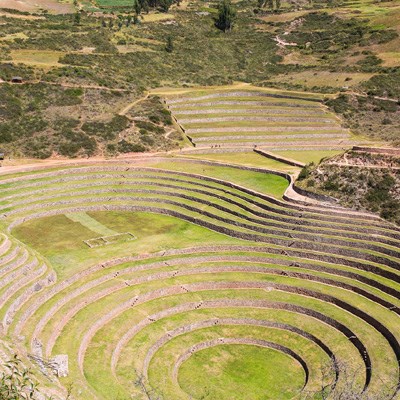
{"left": 0, "top": 79, "right": 130, "bottom": 92}
{"left": 118, "top": 92, "right": 150, "bottom": 116}
{"left": 326, "top": 162, "right": 400, "bottom": 170}
{"left": 274, "top": 18, "right": 303, "bottom": 48}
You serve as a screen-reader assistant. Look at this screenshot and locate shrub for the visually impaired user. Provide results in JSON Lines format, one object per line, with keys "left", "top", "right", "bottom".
{"left": 117, "top": 140, "right": 146, "bottom": 153}
{"left": 0, "top": 355, "right": 37, "bottom": 400}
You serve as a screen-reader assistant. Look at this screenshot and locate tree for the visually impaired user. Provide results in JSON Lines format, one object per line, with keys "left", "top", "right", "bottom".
{"left": 73, "top": 11, "right": 81, "bottom": 25}
{"left": 215, "top": 0, "right": 236, "bottom": 32}
{"left": 133, "top": 0, "right": 141, "bottom": 15}
{"left": 158, "top": 0, "right": 172, "bottom": 11}
{"left": 0, "top": 355, "right": 37, "bottom": 400}
{"left": 165, "top": 35, "right": 174, "bottom": 53}
{"left": 133, "top": 370, "right": 163, "bottom": 400}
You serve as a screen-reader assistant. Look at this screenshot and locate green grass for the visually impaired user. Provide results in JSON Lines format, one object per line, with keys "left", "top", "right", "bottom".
{"left": 148, "top": 159, "right": 290, "bottom": 196}
{"left": 12, "top": 211, "right": 238, "bottom": 278}
{"left": 65, "top": 212, "right": 118, "bottom": 237}
{"left": 180, "top": 152, "right": 299, "bottom": 172}
{"left": 274, "top": 150, "right": 345, "bottom": 164}
{"left": 177, "top": 344, "right": 306, "bottom": 399}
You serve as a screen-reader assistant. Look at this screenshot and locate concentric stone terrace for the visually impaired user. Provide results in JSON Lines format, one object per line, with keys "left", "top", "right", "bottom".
{"left": 166, "top": 89, "right": 364, "bottom": 152}
{"left": 0, "top": 156, "right": 399, "bottom": 400}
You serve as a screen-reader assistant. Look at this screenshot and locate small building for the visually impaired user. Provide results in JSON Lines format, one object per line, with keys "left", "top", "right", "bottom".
{"left": 0, "top": 151, "right": 4, "bottom": 160}
{"left": 11, "top": 76, "right": 23, "bottom": 84}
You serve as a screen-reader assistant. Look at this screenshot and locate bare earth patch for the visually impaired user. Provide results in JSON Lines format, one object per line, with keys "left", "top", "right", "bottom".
{"left": 0, "top": 0, "right": 74, "bottom": 14}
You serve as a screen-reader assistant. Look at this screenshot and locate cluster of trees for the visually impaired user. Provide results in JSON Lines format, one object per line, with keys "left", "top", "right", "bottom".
{"left": 215, "top": 0, "right": 236, "bottom": 32}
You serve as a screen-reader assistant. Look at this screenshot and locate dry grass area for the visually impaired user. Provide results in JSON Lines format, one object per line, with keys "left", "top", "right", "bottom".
{"left": 0, "top": 0, "right": 73, "bottom": 13}
{"left": 141, "top": 12, "right": 175, "bottom": 22}
{"left": 10, "top": 49, "right": 65, "bottom": 68}
{"left": 0, "top": 32, "right": 29, "bottom": 41}
{"left": 116, "top": 44, "right": 155, "bottom": 53}
{"left": 268, "top": 71, "right": 375, "bottom": 88}
{"left": 280, "top": 51, "right": 320, "bottom": 66}
{"left": 258, "top": 10, "right": 311, "bottom": 23}
{"left": 0, "top": 11, "right": 44, "bottom": 19}
{"left": 378, "top": 51, "right": 400, "bottom": 67}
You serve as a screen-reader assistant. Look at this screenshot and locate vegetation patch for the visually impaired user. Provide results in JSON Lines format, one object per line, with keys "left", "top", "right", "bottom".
{"left": 297, "top": 150, "right": 400, "bottom": 223}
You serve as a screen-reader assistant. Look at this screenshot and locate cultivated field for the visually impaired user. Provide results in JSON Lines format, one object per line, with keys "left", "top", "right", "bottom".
{"left": 167, "top": 88, "right": 372, "bottom": 162}
{"left": 0, "top": 156, "right": 399, "bottom": 399}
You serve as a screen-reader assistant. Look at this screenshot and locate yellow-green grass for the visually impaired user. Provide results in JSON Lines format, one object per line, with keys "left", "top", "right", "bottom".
{"left": 10, "top": 49, "right": 65, "bottom": 68}
{"left": 182, "top": 121, "right": 339, "bottom": 129}
{"left": 115, "top": 307, "right": 361, "bottom": 399}
{"left": 172, "top": 96, "right": 323, "bottom": 106}
{"left": 186, "top": 129, "right": 345, "bottom": 138}
{"left": 378, "top": 52, "right": 400, "bottom": 67}
{"left": 178, "top": 344, "right": 305, "bottom": 400}
{"left": 116, "top": 44, "right": 155, "bottom": 53}
{"left": 10, "top": 245, "right": 400, "bottom": 398}
{"left": 25, "top": 254, "right": 400, "bottom": 361}
{"left": 3, "top": 169, "right": 398, "bottom": 249}
{"left": 156, "top": 328, "right": 313, "bottom": 400}
{"left": 145, "top": 159, "right": 290, "bottom": 196}
{"left": 179, "top": 152, "right": 300, "bottom": 172}
{"left": 170, "top": 87, "right": 327, "bottom": 101}
{"left": 6, "top": 183, "right": 399, "bottom": 259}
{"left": 12, "top": 212, "right": 238, "bottom": 278}
{"left": 274, "top": 150, "right": 345, "bottom": 164}
{"left": 0, "top": 32, "right": 29, "bottom": 41}
{"left": 176, "top": 112, "right": 336, "bottom": 120}
{"left": 172, "top": 104, "right": 327, "bottom": 112}
{"left": 0, "top": 160, "right": 290, "bottom": 198}
{"left": 65, "top": 212, "right": 118, "bottom": 237}
{"left": 187, "top": 136, "right": 348, "bottom": 144}
{"left": 141, "top": 13, "right": 175, "bottom": 22}
{"left": 268, "top": 71, "right": 375, "bottom": 88}
{"left": 26, "top": 250, "right": 400, "bottom": 365}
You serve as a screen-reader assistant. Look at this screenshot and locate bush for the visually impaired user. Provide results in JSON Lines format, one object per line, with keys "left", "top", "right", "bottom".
{"left": 117, "top": 140, "right": 146, "bottom": 153}
{"left": 0, "top": 355, "right": 37, "bottom": 400}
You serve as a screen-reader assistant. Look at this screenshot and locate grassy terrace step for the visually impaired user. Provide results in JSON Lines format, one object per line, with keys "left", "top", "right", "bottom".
{"left": 3, "top": 181, "right": 395, "bottom": 246}
{"left": 3, "top": 182, "right": 400, "bottom": 271}
{"left": 1, "top": 171, "right": 399, "bottom": 267}
{"left": 179, "top": 116, "right": 335, "bottom": 124}
{"left": 169, "top": 101, "right": 322, "bottom": 110}
{"left": 11, "top": 247, "right": 400, "bottom": 336}
{"left": 166, "top": 91, "right": 323, "bottom": 104}
{"left": 28, "top": 256, "right": 400, "bottom": 355}
{"left": 187, "top": 129, "right": 348, "bottom": 138}
{"left": 191, "top": 133, "right": 349, "bottom": 142}
{"left": 183, "top": 121, "right": 341, "bottom": 131}
{"left": 173, "top": 109, "right": 330, "bottom": 117}
{"left": 58, "top": 278, "right": 398, "bottom": 396}
{"left": 3, "top": 186, "right": 400, "bottom": 263}
{"left": 186, "top": 129, "right": 349, "bottom": 138}
{"left": 0, "top": 163, "right": 388, "bottom": 226}
{"left": 0, "top": 169, "right": 395, "bottom": 236}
